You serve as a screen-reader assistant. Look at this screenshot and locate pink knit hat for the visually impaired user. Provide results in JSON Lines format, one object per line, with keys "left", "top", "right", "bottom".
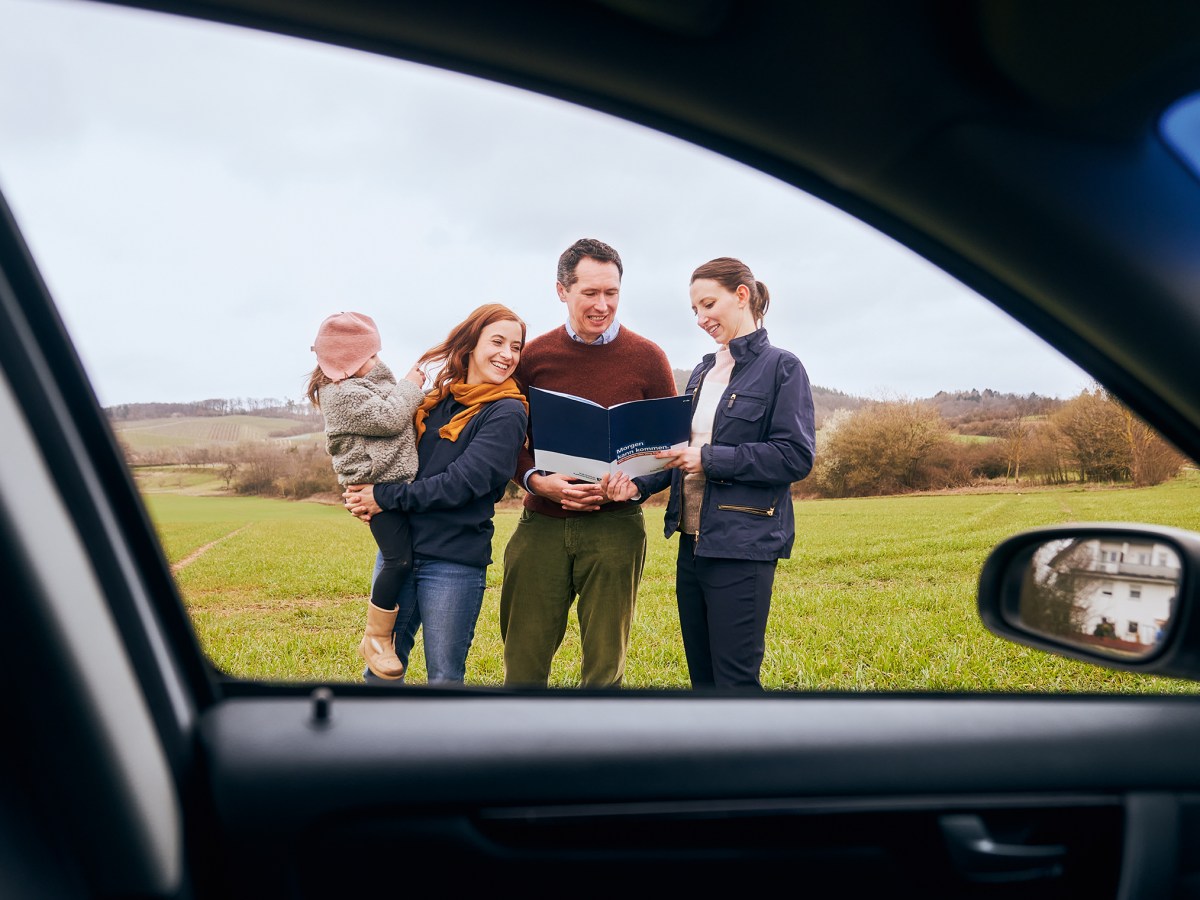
{"left": 312, "top": 312, "right": 381, "bottom": 380}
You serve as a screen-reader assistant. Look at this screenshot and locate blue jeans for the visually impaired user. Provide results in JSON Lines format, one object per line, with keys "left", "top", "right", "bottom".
{"left": 365, "top": 553, "right": 486, "bottom": 685}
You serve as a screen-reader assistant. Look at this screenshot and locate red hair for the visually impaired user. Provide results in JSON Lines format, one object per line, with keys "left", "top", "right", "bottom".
{"left": 418, "top": 304, "right": 526, "bottom": 404}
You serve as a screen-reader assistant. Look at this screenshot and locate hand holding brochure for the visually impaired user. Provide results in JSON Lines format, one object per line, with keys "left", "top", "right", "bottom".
{"left": 529, "top": 387, "right": 693, "bottom": 483}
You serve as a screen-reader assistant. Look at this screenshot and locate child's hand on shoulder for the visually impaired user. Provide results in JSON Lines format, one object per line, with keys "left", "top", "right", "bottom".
{"left": 403, "top": 363, "right": 425, "bottom": 388}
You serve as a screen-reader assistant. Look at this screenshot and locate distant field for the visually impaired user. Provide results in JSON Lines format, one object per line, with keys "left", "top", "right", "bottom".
{"left": 113, "top": 415, "right": 322, "bottom": 450}
{"left": 145, "top": 475, "right": 1200, "bottom": 693}
{"left": 950, "top": 433, "right": 999, "bottom": 444}
{"left": 134, "top": 465, "right": 229, "bottom": 494}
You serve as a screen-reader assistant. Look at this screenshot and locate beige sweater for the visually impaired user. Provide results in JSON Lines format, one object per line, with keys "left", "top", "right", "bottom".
{"left": 318, "top": 360, "right": 423, "bottom": 486}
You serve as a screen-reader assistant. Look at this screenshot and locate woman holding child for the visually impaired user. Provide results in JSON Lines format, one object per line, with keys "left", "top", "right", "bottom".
{"left": 607, "top": 258, "right": 815, "bottom": 689}
{"left": 339, "top": 304, "right": 529, "bottom": 685}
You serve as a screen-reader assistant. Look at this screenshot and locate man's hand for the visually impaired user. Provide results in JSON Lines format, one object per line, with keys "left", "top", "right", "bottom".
{"left": 528, "top": 471, "right": 605, "bottom": 512}
{"left": 343, "top": 483, "right": 382, "bottom": 522}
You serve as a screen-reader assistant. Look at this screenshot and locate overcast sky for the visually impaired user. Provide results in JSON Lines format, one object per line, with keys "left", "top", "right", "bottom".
{"left": 0, "top": 0, "right": 1093, "bottom": 408}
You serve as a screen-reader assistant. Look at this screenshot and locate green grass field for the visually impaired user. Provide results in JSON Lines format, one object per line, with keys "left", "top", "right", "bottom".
{"left": 145, "top": 476, "right": 1200, "bottom": 692}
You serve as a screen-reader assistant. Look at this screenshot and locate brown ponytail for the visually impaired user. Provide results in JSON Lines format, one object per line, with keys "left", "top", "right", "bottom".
{"left": 305, "top": 365, "right": 333, "bottom": 408}
{"left": 691, "top": 257, "right": 770, "bottom": 326}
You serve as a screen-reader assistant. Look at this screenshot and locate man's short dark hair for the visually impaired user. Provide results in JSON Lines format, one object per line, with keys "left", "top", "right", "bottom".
{"left": 557, "top": 238, "right": 623, "bottom": 289}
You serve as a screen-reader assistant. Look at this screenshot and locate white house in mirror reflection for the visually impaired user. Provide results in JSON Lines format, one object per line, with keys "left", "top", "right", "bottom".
{"left": 1050, "top": 538, "right": 1180, "bottom": 646}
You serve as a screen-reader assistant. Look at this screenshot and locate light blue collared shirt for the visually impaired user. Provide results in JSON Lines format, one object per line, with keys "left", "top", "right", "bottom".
{"left": 566, "top": 318, "right": 621, "bottom": 345}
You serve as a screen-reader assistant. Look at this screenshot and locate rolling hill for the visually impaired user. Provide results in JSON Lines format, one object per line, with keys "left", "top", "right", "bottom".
{"left": 112, "top": 415, "right": 323, "bottom": 453}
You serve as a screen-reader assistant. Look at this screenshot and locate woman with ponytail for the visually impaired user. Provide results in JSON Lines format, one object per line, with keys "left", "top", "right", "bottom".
{"left": 606, "top": 258, "right": 815, "bottom": 689}
{"left": 343, "top": 303, "right": 528, "bottom": 684}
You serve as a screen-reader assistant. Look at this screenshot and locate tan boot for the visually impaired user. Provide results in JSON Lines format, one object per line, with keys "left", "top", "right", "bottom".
{"left": 359, "top": 602, "right": 405, "bottom": 680}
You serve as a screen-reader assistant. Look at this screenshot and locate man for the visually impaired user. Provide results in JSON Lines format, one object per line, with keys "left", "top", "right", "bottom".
{"left": 500, "top": 238, "right": 676, "bottom": 687}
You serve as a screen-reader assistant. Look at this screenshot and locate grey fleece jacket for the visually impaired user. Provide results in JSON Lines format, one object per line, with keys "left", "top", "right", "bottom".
{"left": 318, "top": 360, "right": 424, "bottom": 486}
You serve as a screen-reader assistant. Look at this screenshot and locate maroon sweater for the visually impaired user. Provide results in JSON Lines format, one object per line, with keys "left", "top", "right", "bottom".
{"left": 515, "top": 325, "right": 676, "bottom": 518}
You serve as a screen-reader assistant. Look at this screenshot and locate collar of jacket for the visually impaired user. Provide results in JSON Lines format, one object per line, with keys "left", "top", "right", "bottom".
{"left": 701, "top": 328, "right": 770, "bottom": 370}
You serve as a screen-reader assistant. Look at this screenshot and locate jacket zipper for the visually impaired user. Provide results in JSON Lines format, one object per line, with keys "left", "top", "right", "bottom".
{"left": 691, "top": 350, "right": 763, "bottom": 535}
{"left": 716, "top": 503, "right": 776, "bottom": 517}
{"left": 689, "top": 367, "right": 709, "bottom": 541}
{"left": 692, "top": 358, "right": 742, "bottom": 538}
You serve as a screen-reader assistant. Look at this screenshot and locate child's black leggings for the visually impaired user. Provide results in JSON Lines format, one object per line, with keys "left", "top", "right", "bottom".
{"left": 368, "top": 510, "right": 412, "bottom": 611}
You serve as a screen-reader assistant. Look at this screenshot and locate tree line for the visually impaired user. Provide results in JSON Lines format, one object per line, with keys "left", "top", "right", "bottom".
{"left": 808, "top": 386, "right": 1187, "bottom": 498}
{"left": 125, "top": 441, "right": 337, "bottom": 499}
{"left": 106, "top": 397, "right": 321, "bottom": 422}
{"left": 114, "top": 385, "right": 1188, "bottom": 501}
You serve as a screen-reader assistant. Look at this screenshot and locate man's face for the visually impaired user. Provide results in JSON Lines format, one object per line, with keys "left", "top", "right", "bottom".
{"left": 558, "top": 257, "right": 621, "bottom": 342}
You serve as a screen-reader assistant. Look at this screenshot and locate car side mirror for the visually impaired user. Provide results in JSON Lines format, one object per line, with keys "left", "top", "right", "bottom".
{"left": 978, "top": 524, "right": 1200, "bottom": 680}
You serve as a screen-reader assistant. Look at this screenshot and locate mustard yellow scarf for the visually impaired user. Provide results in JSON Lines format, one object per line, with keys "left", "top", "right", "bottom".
{"left": 414, "top": 377, "right": 528, "bottom": 443}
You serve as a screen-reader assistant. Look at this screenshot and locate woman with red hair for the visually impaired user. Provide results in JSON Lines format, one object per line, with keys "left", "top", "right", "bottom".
{"left": 344, "top": 303, "right": 528, "bottom": 684}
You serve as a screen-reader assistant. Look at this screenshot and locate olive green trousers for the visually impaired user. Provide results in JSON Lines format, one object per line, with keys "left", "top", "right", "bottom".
{"left": 500, "top": 505, "right": 647, "bottom": 688}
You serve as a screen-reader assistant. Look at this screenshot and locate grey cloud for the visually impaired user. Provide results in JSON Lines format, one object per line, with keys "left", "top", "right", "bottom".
{"left": 0, "top": 0, "right": 1090, "bottom": 406}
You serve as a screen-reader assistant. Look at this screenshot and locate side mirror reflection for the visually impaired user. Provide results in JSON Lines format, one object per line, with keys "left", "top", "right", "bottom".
{"left": 1016, "top": 535, "right": 1181, "bottom": 661}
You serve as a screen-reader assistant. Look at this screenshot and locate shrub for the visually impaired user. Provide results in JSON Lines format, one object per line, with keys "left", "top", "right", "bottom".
{"left": 811, "top": 400, "right": 954, "bottom": 497}
{"left": 1052, "top": 388, "right": 1130, "bottom": 482}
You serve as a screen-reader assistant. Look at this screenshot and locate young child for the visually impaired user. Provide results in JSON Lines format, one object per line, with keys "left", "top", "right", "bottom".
{"left": 307, "top": 311, "right": 425, "bottom": 680}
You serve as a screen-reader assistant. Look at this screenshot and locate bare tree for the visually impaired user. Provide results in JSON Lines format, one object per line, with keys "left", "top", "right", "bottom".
{"left": 1117, "top": 404, "right": 1187, "bottom": 487}
{"left": 1052, "top": 387, "right": 1129, "bottom": 482}
{"left": 1001, "top": 416, "right": 1031, "bottom": 483}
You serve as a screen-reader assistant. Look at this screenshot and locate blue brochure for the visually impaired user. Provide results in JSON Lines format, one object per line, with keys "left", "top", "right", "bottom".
{"left": 529, "top": 387, "right": 693, "bottom": 483}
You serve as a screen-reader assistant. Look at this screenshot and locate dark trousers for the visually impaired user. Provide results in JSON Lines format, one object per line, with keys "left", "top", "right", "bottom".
{"left": 368, "top": 510, "right": 412, "bottom": 611}
{"left": 675, "top": 534, "right": 776, "bottom": 689}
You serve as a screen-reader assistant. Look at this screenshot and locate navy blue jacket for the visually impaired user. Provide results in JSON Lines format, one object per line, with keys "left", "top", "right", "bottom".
{"left": 373, "top": 395, "right": 527, "bottom": 567}
{"left": 633, "top": 329, "right": 815, "bottom": 561}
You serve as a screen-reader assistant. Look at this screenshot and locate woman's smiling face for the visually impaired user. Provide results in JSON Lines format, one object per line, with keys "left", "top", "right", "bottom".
{"left": 690, "top": 277, "right": 753, "bottom": 346}
{"left": 466, "top": 319, "right": 523, "bottom": 385}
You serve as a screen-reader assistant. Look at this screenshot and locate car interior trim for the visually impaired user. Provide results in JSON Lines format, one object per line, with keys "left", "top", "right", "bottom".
{"left": 0, "top": 274, "right": 182, "bottom": 894}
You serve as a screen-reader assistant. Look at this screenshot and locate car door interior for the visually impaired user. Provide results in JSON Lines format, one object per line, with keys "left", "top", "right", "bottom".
{"left": 7, "top": 1, "right": 1200, "bottom": 898}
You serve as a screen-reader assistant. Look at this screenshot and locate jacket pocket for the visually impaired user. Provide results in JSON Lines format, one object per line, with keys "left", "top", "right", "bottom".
{"left": 716, "top": 503, "right": 775, "bottom": 517}
{"left": 713, "top": 391, "right": 768, "bottom": 444}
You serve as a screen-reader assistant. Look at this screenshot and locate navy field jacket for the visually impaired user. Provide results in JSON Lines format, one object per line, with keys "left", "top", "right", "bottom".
{"left": 632, "top": 329, "right": 815, "bottom": 561}
{"left": 373, "top": 395, "right": 527, "bottom": 567}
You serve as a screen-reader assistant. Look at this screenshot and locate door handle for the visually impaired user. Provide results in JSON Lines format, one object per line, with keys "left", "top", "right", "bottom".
{"left": 939, "top": 814, "right": 1067, "bottom": 883}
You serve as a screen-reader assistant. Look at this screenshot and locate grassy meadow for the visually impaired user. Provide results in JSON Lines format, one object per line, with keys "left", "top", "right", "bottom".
{"left": 145, "top": 474, "right": 1200, "bottom": 692}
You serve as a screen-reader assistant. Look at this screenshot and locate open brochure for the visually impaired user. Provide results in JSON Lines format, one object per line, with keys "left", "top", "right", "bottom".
{"left": 529, "top": 387, "right": 693, "bottom": 483}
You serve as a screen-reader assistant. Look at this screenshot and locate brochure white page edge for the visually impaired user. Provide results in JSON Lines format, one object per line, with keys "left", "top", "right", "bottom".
{"left": 534, "top": 440, "right": 687, "bottom": 484}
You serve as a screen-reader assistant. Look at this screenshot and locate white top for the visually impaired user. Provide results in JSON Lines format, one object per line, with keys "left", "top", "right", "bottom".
{"left": 680, "top": 346, "right": 734, "bottom": 533}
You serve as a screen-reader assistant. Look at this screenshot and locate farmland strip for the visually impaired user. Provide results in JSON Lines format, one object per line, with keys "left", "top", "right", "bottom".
{"left": 171, "top": 524, "right": 251, "bottom": 573}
